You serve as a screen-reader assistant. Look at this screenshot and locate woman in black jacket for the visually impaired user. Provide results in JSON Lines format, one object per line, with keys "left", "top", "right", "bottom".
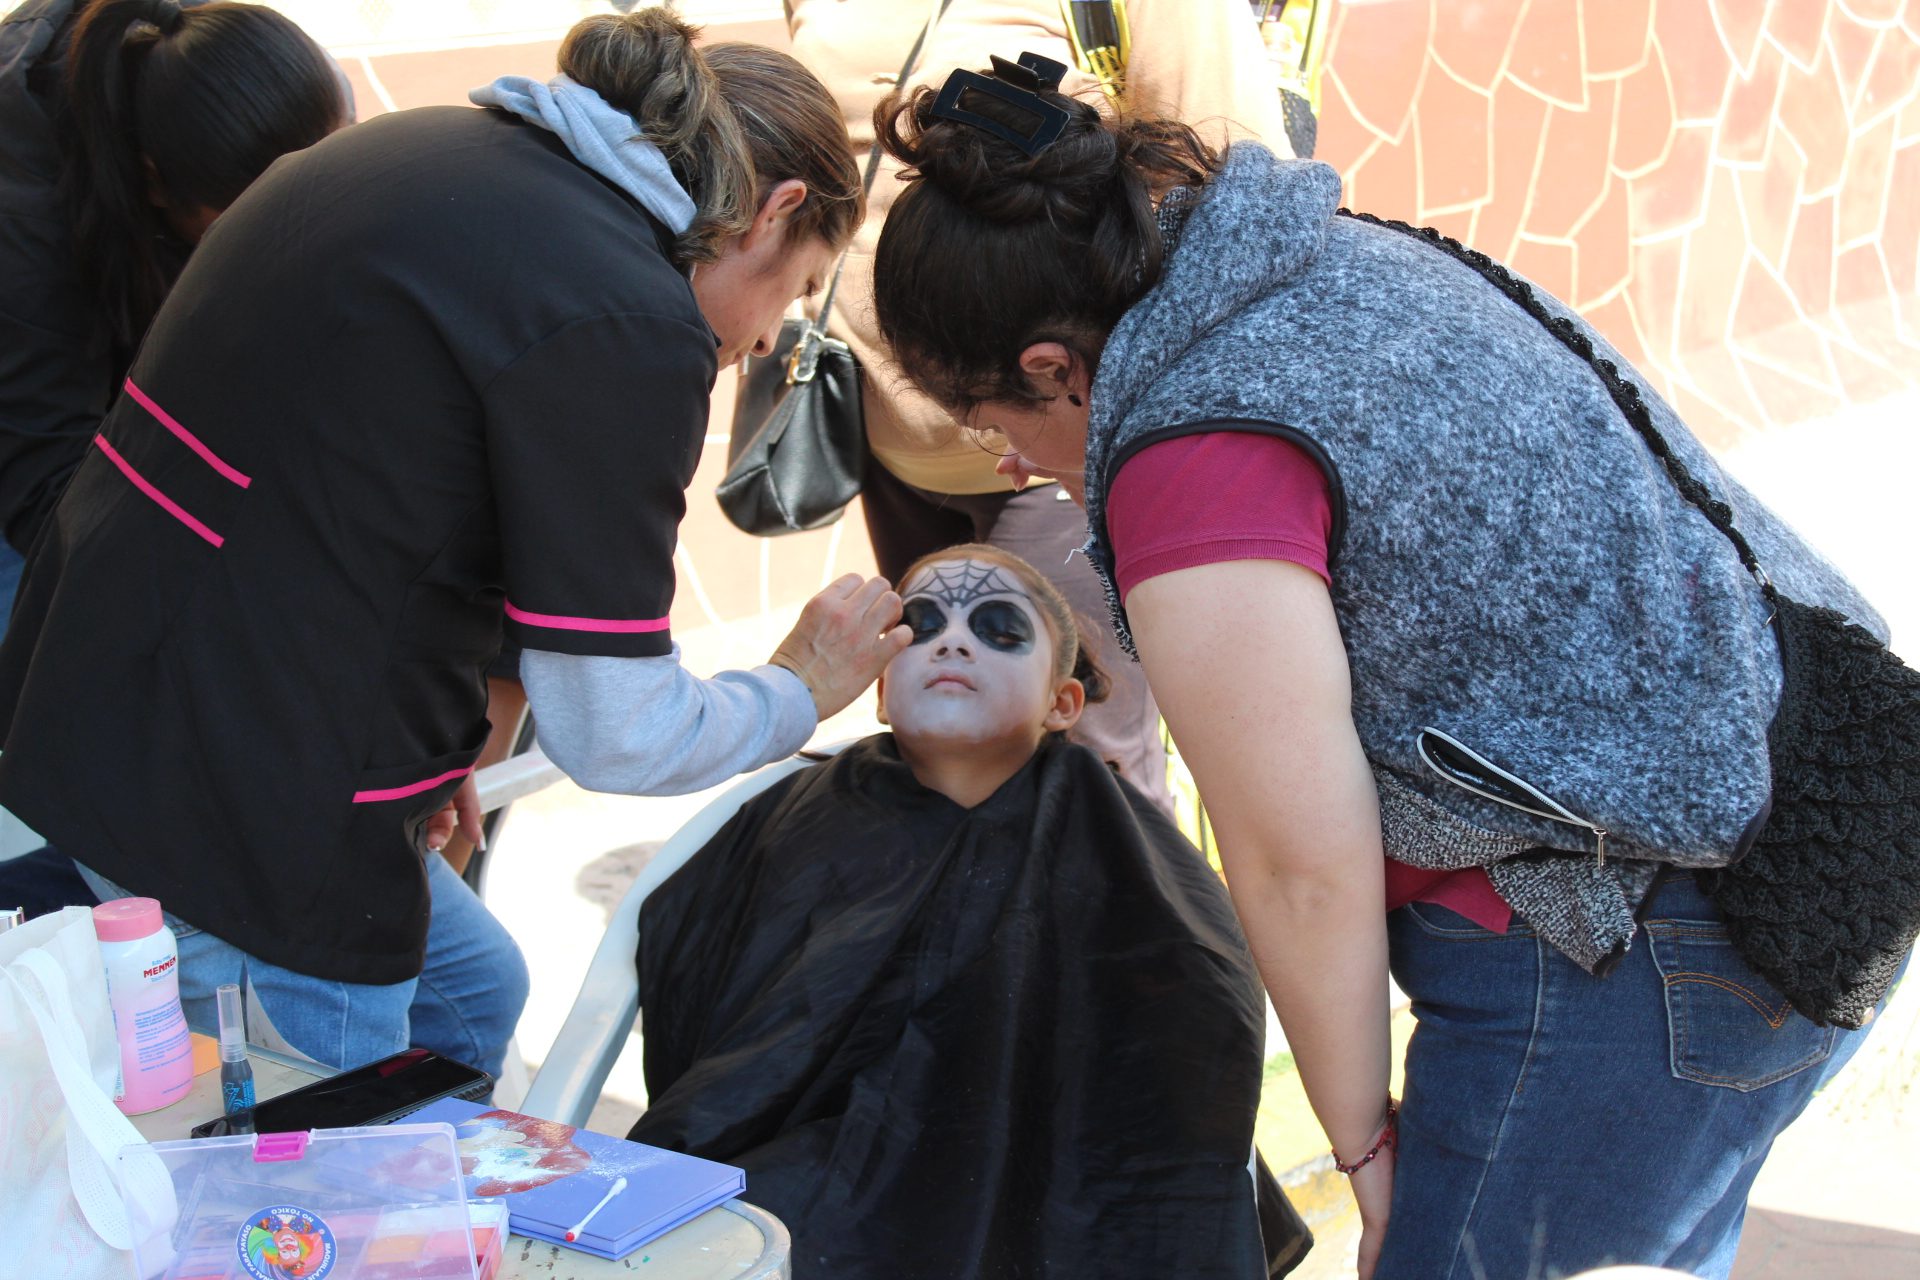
{"left": 0, "top": 10, "right": 908, "bottom": 1082}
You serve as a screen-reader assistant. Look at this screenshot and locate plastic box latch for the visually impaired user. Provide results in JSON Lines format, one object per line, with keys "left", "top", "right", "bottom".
{"left": 253, "top": 1131, "right": 311, "bottom": 1163}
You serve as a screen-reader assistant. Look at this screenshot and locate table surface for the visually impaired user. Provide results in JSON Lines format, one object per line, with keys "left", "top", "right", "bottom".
{"left": 134, "top": 1046, "right": 788, "bottom": 1280}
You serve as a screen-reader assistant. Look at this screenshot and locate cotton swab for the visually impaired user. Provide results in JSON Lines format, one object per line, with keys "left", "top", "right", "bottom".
{"left": 563, "top": 1177, "right": 628, "bottom": 1243}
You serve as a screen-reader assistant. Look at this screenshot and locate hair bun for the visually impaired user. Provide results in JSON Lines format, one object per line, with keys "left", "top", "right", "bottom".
{"left": 142, "top": 0, "right": 186, "bottom": 34}
{"left": 871, "top": 74, "right": 1220, "bottom": 413}
{"left": 558, "top": 9, "right": 756, "bottom": 263}
{"left": 883, "top": 79, "right": 1117, "bottom": 227}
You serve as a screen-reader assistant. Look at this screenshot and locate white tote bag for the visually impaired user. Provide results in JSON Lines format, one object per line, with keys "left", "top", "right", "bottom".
{"left": 0, "top": 907, "right": 177, "bottom": 1279}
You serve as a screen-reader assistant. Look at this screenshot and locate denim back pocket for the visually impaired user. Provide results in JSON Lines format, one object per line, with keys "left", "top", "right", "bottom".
{"left": 1647, "top": 917, "right": 1837, "bottom": 1092}
{"left": 1400, "top": 900, "right": 1536, "bottom": 940}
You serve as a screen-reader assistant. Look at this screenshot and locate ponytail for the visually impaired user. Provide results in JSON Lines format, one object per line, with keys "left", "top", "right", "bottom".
{"left": 65, "top": 0, "right": 185, "bottom": 346}
{"left": 64, "top": 0, "right": 342, "bottom": 346}
{"left": 559, "top": 11, "right": 861, "bottom": 264}
{"left": 559, "top": 9, "right": 756, "bottom": 265}
{"left": 1070, "top": 635, "right": 1111, "bottom": 706}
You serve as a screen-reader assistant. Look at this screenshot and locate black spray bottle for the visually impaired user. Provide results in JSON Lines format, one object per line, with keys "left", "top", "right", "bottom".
{"left": 216, "top": 982, "right": 256, "bottom": 1126}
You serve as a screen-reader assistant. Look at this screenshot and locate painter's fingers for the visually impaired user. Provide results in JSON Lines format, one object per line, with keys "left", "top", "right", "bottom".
{"left": 770, "top": 576, "right": 908, "bottom": 721}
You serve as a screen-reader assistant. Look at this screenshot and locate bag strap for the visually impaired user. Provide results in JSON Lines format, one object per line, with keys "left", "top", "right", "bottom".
{"left": 1059, "top": 0, "right": 1132, "bottom": 96}
{"left": 6, "top": 949, "right": 177, "bottom": 1252}
{"left": 797, "top": 0, "right": 953, "bottom": 380}
{"left": 1343, "top": 210, "right": 1779, "bottom": 608}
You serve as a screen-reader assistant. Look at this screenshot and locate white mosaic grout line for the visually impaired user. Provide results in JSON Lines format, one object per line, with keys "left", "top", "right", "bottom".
{"left": 672, "top": 543, "right": 728, "bottom": 632}
{"left": 1704, "top": 0, "right": 1769, "bottom": 81}
{"left": 1503, "top": 0, "right": 1593, "bottom": 113}
{"left": 357, "top": 54, "right": 401, "bottom": 116}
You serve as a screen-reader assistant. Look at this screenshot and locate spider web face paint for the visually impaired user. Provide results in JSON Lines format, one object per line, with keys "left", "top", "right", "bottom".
{"left": 903, "top": 561, "right": 1026, "bottom": 610}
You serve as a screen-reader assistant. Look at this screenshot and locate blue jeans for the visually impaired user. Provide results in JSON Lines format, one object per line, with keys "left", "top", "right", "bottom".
{"left": 0, "top": 541, "right": 22, "bottom": 636}
{"left": 1377, "top": 870, "right": 1903, "bottom": 1280}
{"left": 77, "top": 852, "right": 527, "bottom": 1080}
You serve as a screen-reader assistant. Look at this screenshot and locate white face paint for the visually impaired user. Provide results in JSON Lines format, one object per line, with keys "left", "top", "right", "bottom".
{"left": 881, "top": 558, "right": 1059, "bottom": 753}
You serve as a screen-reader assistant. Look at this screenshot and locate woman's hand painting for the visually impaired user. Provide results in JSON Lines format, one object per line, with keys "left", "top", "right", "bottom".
{"left": 771, "top": 574, "right": 912, "bottom": 721}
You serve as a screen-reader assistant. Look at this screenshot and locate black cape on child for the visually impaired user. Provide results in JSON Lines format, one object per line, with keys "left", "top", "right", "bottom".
{"left": 628, "top": 734, "right": 1307, "bottom": 1278}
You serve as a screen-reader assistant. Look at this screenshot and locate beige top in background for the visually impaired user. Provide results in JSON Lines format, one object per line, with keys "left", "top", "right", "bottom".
{"left": 787, "top": 0, "right": 1294, "bottom": 496}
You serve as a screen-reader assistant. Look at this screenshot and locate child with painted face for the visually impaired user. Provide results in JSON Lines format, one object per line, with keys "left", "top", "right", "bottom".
{"left": 877, "top": 545, "right": 1106, "bottom": 807}
{"left": 622, "top": 546, "right": 1309, "bottom": 1279}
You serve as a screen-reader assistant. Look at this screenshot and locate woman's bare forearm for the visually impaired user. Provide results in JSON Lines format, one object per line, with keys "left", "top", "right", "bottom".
{"left": 1128, "top": 558, "right": 1395, "bottom": 1156}
{"left": 1215, "top": 749, "right": 1394, "bottom": 1158}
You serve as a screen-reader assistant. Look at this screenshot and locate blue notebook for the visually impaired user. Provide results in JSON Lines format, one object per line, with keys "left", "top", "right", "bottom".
{"left": 401, "top": 1098, "right": 745, "bottom": 1260}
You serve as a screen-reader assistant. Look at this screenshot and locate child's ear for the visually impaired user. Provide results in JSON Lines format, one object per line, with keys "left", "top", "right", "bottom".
{"left": 874, "top": 671, "right": 890, "bottom": 726}
{"left": 1042, "top": 677, "right": 1086, "bottom": 733}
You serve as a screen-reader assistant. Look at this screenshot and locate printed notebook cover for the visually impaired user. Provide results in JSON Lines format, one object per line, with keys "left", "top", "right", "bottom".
{"left": 401, "top": 1098, "right": 745, "bottom": 1260}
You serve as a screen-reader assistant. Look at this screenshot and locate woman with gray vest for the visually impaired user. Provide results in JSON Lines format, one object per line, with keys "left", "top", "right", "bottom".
{"left": 861, "top": 57, "right": 1909, "bottom": 1279}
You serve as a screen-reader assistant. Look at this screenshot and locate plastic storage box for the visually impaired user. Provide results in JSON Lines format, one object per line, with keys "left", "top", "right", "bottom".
{"left": 118, "top": 1123, "right": 478, "bottom": 1280}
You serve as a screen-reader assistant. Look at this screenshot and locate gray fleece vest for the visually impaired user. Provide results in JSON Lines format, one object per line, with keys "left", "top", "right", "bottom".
{"left": 1083, "top": 145, "right": 1884, "bottom": 969}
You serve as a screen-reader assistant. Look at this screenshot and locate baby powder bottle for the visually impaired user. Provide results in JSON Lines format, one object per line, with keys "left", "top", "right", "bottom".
{"left": 92, "top": 898, "right": 195, "bottom": 1114}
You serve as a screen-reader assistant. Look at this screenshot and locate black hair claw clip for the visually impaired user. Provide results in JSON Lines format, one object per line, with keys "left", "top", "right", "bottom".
{"left": 998, "top": 52, "right": 1069, "bottom": 91}
{"left": 930, "top": 51, "right": 1072, "bottom": 157}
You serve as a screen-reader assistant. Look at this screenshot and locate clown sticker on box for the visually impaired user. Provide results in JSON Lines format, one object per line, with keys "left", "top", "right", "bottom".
{"left": 238, "top": 1205, "right": 336, "bottom": 1280}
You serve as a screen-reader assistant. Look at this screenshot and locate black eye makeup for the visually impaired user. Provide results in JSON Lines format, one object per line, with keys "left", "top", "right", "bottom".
{"left": 902, "top": 597, "right": 948, "bottom": 644}
{"left": 968, "top": 600, "right": 1035, "bottom": 652}
{"left": 899, "top": 596, "right": 1038, "bottom": 655}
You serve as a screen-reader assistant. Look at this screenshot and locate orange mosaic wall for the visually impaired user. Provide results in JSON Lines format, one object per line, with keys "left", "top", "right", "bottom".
{"left": 1315, "top": 0, "right": 1920, "bottom": 448}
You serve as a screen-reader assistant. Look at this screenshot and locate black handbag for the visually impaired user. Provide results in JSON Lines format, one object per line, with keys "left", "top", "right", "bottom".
{"left": 717, "top": 2, "right": 951, "bottom": 536}
{"left": 1356, "top": 211, "right": 1920, "bottom": 1029}
{"left": 717, "top": 313, "right": 865, "bottom": 535}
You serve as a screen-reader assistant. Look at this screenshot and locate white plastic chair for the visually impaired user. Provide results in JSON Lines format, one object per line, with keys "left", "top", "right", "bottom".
{"left": 467, "top": 742, "right": 566, "bottom": 901}
{"left": 521, "top": 747, "right": 836, "bottom": 1127}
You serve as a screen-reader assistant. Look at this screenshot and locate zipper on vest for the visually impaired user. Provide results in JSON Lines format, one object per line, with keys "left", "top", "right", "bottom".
{"left": 1417, "top": 728, "right": 1611, "bottom": 867}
